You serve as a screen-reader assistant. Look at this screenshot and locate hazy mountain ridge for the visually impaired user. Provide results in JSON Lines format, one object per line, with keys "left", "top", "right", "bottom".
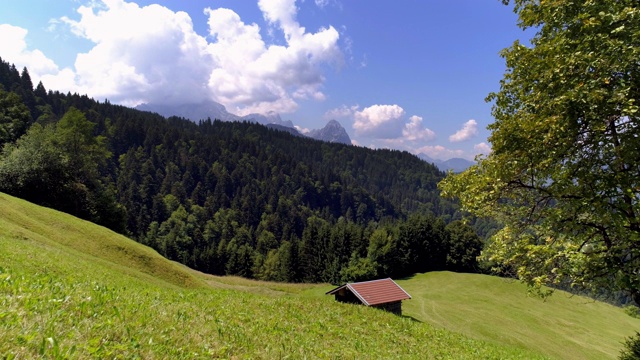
{"left": 136, "top": 100, "right": 351, "bottom": 145}
{"left": 418, "top": 154, "right": 474, "bottom": 173}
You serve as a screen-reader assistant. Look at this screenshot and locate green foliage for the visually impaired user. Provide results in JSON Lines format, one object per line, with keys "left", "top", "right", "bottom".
{"left": 0, "top": 89, "right": 31, "bottom": 145}
{"left": 620, "top": 333, "right": 640, "bottom": 360}
{"left": 0, "top": 107, "right": 125, "bottom": 232}
{"left": 0, "top": 123, "right": 69, "bottom": 202}
{"left": 445, "top": 220, "right": 484, "bottom": 272}
{"left": 440, "top": 0, "right": 640, "bottom": 303}
{"left": 626, "top": 305, "right": 640, "bottom": 319}
{"left": 339, "top": 254, "right": 378, "bottom": 283}
{"left": 57, "top": 106, "right": 111, "bottom": 180}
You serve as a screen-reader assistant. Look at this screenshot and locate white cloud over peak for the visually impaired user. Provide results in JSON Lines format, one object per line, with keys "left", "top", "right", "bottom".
{"left": 448, "top": 119, "right": 478, "bottom": 142}
{"left": 207, "top": 0, "right": 341, "bottom": 115}
{"left": 323, "top": 104, "right": 359, "bottom": 120}
{"left": 353, "top": 104, "right": 406, "bottom": 138}
{"left": 3, "top": 0, "right": 342, "bottom": 112}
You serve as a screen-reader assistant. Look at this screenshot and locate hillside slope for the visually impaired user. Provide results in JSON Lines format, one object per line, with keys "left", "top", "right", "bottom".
{"left": 0, "top": 193, "right": 542, "bottom": 359}
{"left": 0, "top": 192, "right": 202, "bottom": 289}
{"left": 398, "top": 272, "right": 640, "bottom": 360}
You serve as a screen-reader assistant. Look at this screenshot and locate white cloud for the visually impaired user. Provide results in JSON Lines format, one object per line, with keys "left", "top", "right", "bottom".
{"left": 324, "top": 104, "right": 358, "bottom": 120}
{"left": 0, "top": 24, "right": 61, "bottom": 84}
{"left": 4, "top": 0, "right": 342, "bottom": 112}
{"left": 449, "top": 119, "right": 478, "bottom": 142}
{"left": 473, "top": 142, "right": 492, "bottom": 157}
{"left": 60, "top": 0, "right": 212, "bottom": 106}
{"left": 207, "top": 0, "right": 342, "bottom": 114}
{"left": 416, "top": 145, "right": 464, "bottom": 161}
{"left": 294, "top": 125, "right": 310, "bottom": 134}
{"left": 402, "top": 115, "right": 435, "bottom": 141}
{"left": 353, "top": 104, "right": 405, "bottom": 138}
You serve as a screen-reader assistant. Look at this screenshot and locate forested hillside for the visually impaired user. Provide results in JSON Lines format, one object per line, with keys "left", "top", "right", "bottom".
{"left": 0, "top": 57, "right": 486, "bottom": 283}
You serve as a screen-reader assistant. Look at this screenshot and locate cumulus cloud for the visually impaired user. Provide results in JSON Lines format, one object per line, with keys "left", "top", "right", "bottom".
{"left": 294, "top": 125, "right": 310, "bottom": 134}
{"left": 0, "top": 24, "right": 61, "bottom": 83}
{"left": 416, "top": 145, "right": 464, "bottom": 161}
{"left": 323, "top": 104, "right": 358, "bottom": 120}
{"left": 402, "top": 115, "right": 435, "bottom": 142}
{"left": 473, "top": 142, "right": 492, "bottom": 157}
{"left": 353, "top": 104, "right": 406, "bottom": 138}
{"left": 58, "top": 0, "right": 213, "bottom": 106}
{"left": 449, "top": 119, "right": 478, "bottom": 142}
{"left": 207, "top": 0, "right": 342, "bottom": 114}
{"left": 5, "top": 0, "right": 342, "bottom": 112}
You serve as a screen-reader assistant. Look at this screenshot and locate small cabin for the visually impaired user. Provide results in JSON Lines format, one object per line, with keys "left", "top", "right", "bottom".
{"left": 325, "top": 278, "right": 411, "bottom": 315}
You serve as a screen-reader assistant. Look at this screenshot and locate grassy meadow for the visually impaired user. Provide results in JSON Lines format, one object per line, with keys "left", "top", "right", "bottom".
{"left": 398, "top": 272, "right": 640, "bottom": 360}
{"left": 1, "top": 191, "right": 637, "bottom": 358}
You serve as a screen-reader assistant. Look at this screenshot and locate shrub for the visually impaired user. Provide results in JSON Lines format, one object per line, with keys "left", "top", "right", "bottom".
{"left": 625, "top": 305, "right": 640, "bottom": 319}
{"left": 620, "top": 332, "right": 640, "bottom": 360}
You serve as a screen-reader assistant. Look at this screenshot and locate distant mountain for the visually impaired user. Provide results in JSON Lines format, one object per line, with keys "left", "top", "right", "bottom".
{"left": 136, "top": 101, "right": 240, "bottom": 122}
{"left": 440, "top": 158, "right": 474, "bottom": 172}
{"left": 137, "top": 101, "right": 351, "bottom": 145}
{"left": 265, "top": 123, "right": 304, "bottom": 137}
{"left": 241, "top": 111, "right": 295, "bottom": 128}
{"left": 307, "top": 120, "right": 351, "bottom": 145}
{"left": 137, "top": 101, "right": 299, "bottom": 129}
{"left": 417, "top": 153, "right": 438, "bottom": 164}
{"left": 418, "top": 154, "right": 474, "bottom": 173}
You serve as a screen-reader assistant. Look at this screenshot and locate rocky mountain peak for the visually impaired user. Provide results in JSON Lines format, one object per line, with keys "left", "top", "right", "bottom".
{"left": 308, "top": 120, "right": 351, "bottom": 145}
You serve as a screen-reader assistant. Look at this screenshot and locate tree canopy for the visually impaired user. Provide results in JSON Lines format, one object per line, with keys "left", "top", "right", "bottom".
{"left": 440, "top": 0, "right": 640, "bottom": 304}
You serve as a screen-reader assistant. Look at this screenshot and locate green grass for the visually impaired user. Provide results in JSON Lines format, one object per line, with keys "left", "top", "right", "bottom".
{"left": 4, "top": 191, "right": 637, "bottom": 359}
{"left": 398, "top": 272, "right": 640, "bottom": 360}
{"left": 0, "top": 192, "right": 542, "bottom": 359}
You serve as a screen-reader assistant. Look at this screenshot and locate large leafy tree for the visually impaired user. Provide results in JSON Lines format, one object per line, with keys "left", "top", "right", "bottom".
{"left": 440, "top": 0, "right": 640, "bottom": 303}
{"left": 0, "top": 107, "right": 124, "bottom": 232}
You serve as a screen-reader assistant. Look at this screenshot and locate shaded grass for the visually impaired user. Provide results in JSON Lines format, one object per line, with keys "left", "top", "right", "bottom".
{"left": 0, "top": 193, "right": 542, "bottom": 359}
{"left": 398, "top": 272, "right": 640, "bottom": 360}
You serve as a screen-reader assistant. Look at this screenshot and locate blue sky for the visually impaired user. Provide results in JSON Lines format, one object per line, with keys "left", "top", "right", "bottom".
{"left": 0, "top": 0, "right": 531, "bottom": 160}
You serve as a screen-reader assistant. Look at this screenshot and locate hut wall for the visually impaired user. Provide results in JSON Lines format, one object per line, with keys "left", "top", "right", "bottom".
{"left": 372, "top": 301, "right": 402, "bottom": 315}
{"left": 334, "top": 289, "right": 361, "bottom": 304}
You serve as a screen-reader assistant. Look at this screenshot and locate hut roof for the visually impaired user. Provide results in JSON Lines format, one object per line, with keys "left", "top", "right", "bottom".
{"left": 326, "top": 278, "right": 411, "bottom": 306}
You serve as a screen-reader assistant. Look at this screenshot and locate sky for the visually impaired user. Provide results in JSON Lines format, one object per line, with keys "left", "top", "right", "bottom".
{"left": 0, "top": 0, "right": 533, "bottom": 161}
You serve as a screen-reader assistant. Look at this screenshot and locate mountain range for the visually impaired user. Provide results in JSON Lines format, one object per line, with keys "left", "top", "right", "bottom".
{"left": 136, "top": 101, "right": 351, "bottom": 145}
{"left": 136, "top": 101, "right": 473, "bottom": 170}
{"left": 417, "top": 154, "right": 475, "bottom": 173}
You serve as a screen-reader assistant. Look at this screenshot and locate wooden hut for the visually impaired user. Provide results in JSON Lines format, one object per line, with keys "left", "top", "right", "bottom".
{"left": 326, "top": 278, "right": 411, "bottom": 315}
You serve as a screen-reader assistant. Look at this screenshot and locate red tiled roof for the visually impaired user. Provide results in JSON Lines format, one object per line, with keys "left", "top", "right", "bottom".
{"left": 326, "top": 278, "right": 411, "bottom": 306}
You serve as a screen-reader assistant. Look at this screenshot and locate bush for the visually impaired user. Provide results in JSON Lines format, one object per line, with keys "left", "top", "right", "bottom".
{"left": 625, "top": 305, "right": 640, "bottom": 319}
{"left": 620, "top": 332, "right": 640, "bottom": 360}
